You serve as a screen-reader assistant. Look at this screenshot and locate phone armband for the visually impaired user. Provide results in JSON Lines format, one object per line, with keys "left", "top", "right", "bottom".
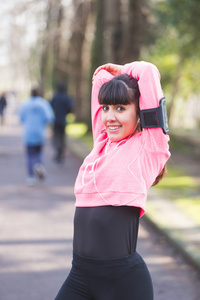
{"left": 140, "top": 97, "right": 169, "bottom": 134}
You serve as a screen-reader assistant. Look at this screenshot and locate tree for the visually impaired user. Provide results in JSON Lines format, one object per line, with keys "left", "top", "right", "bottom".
{"left": 67, "top": 0, "right": 92, "bottom": 122}
{"left": 40, "top": 0, "right": 65, "bottom": 95}
{"left": 121, "top": 0, "right": 145, "bottom": 63}
{"left": 91, "top": 0, "right": 149, "bottom": 72}
{"left": 149, "top": 0, "right": 200, "bottom": 126}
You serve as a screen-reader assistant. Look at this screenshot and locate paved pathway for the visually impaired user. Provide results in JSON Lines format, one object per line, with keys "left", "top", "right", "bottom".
{"left": 0, "top": 123, "right": 200, "bottom": 300}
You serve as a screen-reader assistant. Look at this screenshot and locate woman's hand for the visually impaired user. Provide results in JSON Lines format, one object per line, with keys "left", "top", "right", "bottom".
{"left": 92, "top": 63, "right": 122, "bottom": 82}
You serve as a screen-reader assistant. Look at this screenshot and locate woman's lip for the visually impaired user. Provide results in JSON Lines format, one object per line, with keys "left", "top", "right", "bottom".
{"left": 107, "top": 125, "right": 121, "bottom": 131}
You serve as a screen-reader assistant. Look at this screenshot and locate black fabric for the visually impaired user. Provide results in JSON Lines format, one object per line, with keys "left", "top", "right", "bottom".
{"left": 52, "top": 123, "right": 66, "bottom": 161}
{"left": 55, "top": 251, "right": 153, "bottom": 300}
{"left": 27, "top": 144, "right": 42, "bottom": 152}
{"left": 0, "top": 96, "right": 7, "bottom": 113}
{"left": 143, "top": 111, "right": 158, "bottom": 125}
{"left": 140, "top": 97, "right": 169, "bottom": 134}
{"left": 51, "top": 92, "right": 73, "bottom": 126}
{"left": 73, "top": 206, "right": 140, "bottom": 259}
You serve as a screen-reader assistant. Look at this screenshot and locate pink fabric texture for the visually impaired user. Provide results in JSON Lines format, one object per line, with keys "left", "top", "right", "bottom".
{"left": 74, "top": 61, "right": 170, "bottom": 217}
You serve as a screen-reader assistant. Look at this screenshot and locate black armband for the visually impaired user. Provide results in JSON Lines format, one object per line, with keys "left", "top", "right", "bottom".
{"left": 140, "top": 97, "right": 169, "bottom": 134}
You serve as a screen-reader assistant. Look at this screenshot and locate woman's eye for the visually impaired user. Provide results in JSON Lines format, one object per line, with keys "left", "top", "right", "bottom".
{"left": 102, "top": 106, "right": 108, "bottom": 111}
{"left": 117, "top": 106, "right": 125, "bottom": 111}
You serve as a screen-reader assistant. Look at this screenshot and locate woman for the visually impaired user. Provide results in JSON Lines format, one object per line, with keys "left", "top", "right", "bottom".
{"left": 55, "top": 61, "right": 170, "bottom": 300}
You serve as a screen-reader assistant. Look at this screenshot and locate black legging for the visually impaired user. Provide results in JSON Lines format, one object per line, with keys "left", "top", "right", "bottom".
{"left": 55, "top": 251, "right": 153, "bottom": 300}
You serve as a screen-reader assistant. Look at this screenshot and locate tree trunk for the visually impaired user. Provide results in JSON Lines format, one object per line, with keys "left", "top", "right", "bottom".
{"left": 40, "top": 0, "right": 65, "bottom": 96}
{"left": 91, "top": 0, "right": 122, "bottom": 72}
{"left": 120, "top": 0, "right": 144, "bottom": 63}
{"left": 40, "top": 0, "right": 52, "bottom": 95}
{"left": 103, "top": 0, "right": 122, "bottom": 63}
{"left": 67, "top": 0, "right": 91, "bottom": 122}
{"left": 168, "top": 59, "right": 183, "bottom": 126}
{"left": 90, "top": 0, "right": 105, "bottom": 72}
{"left": 52, "top": 1, "right": 65, "bottom": 88}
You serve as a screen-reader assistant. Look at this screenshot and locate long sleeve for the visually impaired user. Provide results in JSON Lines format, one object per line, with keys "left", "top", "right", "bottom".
{"left": 40, "top": 98, "right": 55, "bottom": 123}
{"left": 121, "top": 61, "right": 170, "bottom": 187}
{"left": 18, "top": 102, "right": 27, "bottom": 123}
{"left": 45, "top": 101, "right": 55, "bottom": 123}
{"left": 75, "top": 61, "right": 170, "bottom": 216}
{"left": 121, "top": 61, "right": 163, "bottom": 110}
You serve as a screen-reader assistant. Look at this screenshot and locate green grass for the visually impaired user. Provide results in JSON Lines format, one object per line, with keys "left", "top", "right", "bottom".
{"left": 66, "top": 122, "right": 93, "bottom": 149}
{"left": 66, "top": 123, "right": 88, "bottom": 138}
{"left": 156, "top": 166, "right": 200, "bottom": 224}
{"left": 156, "top": 166, "right": 200, "bottom": 192}
{"left": 81, "top": 132, "right": 93, "bottom": 149}
{"left": 157, "top": 176, "right": 198, "bottom": 190}
{"left": 176, "top": 196, "right": 200, "bottom": 225}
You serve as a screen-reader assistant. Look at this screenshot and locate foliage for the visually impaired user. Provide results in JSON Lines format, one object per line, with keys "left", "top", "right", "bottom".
{"left": 155, "top": 0, "right": 200, "bottom": 57}
{"left": 1, "top": 0, "right": 200, "bottom": 130}
{"left": 141, "top": 0, "right": 200, "bottom": 129}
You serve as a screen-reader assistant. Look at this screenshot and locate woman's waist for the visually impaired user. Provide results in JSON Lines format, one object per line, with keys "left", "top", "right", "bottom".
{"left": 75, "top": 192, "right": 146, "bottom": 217}
{"left": 72, "top": 250, "right": 144, "bottom": 269}
{"left": 73, "top": 206, "right": 140, "bottom": 259}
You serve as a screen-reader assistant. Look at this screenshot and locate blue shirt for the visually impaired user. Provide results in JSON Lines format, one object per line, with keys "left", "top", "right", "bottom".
{"left": 19, "top": 96, "right": 54, "bottom": 145}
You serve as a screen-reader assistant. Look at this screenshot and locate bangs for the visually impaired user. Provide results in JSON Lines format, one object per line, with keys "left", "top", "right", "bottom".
{"left": 98, "top": 79, "right": 132, "bottom": 106}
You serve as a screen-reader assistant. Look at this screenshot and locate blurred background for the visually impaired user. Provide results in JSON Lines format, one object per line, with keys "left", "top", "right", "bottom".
{"left": 0, "top": 0, "right": 200, "bottom": 132}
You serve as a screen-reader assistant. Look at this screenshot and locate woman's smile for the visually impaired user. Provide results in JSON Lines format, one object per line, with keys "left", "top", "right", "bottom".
{"left": 107, "top": 125, "right": 122, "bottom": 132}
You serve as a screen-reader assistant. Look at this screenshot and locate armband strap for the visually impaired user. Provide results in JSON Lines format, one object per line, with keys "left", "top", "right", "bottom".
{"left": 140, "top": 97, "right": 169, "bottom": 134}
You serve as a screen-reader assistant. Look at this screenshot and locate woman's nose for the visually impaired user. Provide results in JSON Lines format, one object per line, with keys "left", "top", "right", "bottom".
{"left": 106, "top": 108, "right": 116, "bottom": 121}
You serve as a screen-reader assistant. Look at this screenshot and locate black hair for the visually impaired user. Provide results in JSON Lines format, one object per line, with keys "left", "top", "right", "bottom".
{"left": 57, "top": 82, "right": 67, "bottom": 93}
{"left": 98, "top": 74, "right": 140, "bottom": 115}
{"left": 31, "top": 87, "right": 40, "bottom": 97}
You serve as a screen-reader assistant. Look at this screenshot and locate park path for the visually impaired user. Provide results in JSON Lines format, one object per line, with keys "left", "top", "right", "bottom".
{"left": 0, "top": 121, "right": 200, "bottom": 300}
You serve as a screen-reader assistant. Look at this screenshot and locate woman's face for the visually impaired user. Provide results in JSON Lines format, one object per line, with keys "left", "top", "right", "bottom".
{"left": 101, "top": 103, "right": 138, "bottom": 142}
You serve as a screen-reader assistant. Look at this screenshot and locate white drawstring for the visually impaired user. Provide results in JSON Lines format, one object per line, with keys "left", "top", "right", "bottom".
{"left": 93, "top": 157, "right": 142, "bottom": 207}
{"left": 93, "top": 135, "right": 145, "bottom": 207}
{"left": 82, "top": 138, "right": 127, "bottom": 186}
{"left": 82, "top": 136, "right": 130, "bottom": 192}
{"left": 82, "top": 163, "right": 92, "bottom": 186}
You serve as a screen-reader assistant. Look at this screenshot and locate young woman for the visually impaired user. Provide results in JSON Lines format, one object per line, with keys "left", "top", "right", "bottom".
{"left": 55, "top": 61, "right": 170, "bottom": 300}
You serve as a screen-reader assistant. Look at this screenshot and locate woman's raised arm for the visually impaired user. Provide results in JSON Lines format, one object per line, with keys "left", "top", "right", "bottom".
{"left": 121, "top": 61, "right": 163, "bottom": 110}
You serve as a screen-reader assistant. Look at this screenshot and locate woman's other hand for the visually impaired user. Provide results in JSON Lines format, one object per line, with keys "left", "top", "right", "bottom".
{"left": 92, "top": 63, "right": 122, "bottom": 82}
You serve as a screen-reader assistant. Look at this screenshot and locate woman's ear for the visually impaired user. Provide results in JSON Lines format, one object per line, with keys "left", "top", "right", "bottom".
{"left": 136, "top": 117, "right": 140, "bottom": 124}
{"left": 136, "top": 117, "right": 142, "bottom": 133}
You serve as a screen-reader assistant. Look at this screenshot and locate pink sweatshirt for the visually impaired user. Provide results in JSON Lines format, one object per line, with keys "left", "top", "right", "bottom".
{"left": 74, "top": 61, "right": 170, "bottom": 217}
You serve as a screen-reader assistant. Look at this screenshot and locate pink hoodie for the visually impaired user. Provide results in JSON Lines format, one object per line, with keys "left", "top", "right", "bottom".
{"left": 74, "top": 61, "right": 170, "bottom": 217}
